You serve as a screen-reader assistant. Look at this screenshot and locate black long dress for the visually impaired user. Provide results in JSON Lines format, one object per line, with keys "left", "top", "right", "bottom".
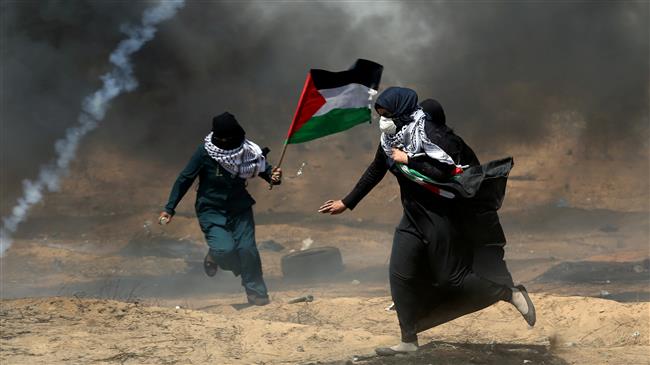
{"left": 342, "top": 121, "right": 514, "bottom": 343}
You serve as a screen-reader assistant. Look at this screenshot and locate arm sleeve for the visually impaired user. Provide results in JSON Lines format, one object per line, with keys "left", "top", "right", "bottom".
{"left": 341, "top": 145, "right": 389, "bottom": 210}
{"left": 164, "top": 146, "right": 204, "bottom": 215}
{"left": 258, "top": 161, "right": 277, "bottom": 184}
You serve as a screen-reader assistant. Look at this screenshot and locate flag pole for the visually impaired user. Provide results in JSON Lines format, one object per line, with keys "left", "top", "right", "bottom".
{"left": 276, "top": 141, "right": 289, "bottom": 168}
{"left": 269, "top": 71, "right": 313, "bottom": 190}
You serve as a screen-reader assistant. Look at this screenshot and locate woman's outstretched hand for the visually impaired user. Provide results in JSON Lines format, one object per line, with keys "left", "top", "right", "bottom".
{"left": 318, "top": 200, "right": 347, "bottom": 215}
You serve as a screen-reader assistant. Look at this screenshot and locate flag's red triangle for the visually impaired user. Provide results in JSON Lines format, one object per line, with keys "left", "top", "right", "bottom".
{"left": 286, "top": 72, "right": 326, "bottom": 139}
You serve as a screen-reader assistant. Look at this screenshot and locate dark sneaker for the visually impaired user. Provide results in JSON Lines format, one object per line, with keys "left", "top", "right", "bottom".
{"left": 247, "top": 294, "right": 270, "bottom": 306}
{"left": 203, "top": 253, "right": 218, "bottom": 277}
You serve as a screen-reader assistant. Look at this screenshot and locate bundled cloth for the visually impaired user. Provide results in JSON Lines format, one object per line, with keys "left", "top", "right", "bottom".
{"left": 399, "top": 157, "right": 514, "bottom": 212}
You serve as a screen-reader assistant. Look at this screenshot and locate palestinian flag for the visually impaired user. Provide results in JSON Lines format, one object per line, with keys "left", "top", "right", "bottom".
{"left": 285, "top": 59, "right": 383, "bottom": 144}
{"left": 397, "top": 163, "right": 457, "bottom": 199}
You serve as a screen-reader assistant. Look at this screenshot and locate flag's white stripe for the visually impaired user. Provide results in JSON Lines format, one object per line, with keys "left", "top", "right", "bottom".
{"left": 313, "top": 83, "right": 373, "bottom": 117}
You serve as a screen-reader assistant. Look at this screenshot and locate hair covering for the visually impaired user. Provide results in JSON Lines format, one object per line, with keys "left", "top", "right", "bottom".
{"left": 375, "top": 87, "right": 419, "bottom": 119}
{"left": 212, "top": 112, "right": 245, "bottom": 149}
{"left": 420, "top": 98, "right": 446, "bottom": 126}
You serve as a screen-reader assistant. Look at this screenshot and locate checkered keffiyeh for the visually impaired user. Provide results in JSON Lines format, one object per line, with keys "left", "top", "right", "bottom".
{"left": 204, "top": 132, "right": 266, "bottom": 179}
{"left": 380, "top": 108, "right": 456, "bottom": 166}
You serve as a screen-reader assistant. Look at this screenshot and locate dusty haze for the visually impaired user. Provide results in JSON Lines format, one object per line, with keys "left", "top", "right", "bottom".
{"left": 1, "top": 1, "right": 648, "bottom": 223}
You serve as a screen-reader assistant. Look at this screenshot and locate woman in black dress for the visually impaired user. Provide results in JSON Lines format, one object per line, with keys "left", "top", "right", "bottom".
{"left": 319, "top": 87, "right": 535, "bottom": 355}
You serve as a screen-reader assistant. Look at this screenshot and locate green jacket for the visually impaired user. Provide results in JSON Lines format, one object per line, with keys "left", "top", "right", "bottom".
{"left": 164, "top": 145, "right": 274, "bottom": 216}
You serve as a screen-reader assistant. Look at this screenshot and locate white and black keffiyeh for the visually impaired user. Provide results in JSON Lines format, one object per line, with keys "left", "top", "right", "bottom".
{"left": 380, "top": 108, "right": 456, "bottom": 166}
{"left": 204, "top": 132, "right": 266, "bottom": 179}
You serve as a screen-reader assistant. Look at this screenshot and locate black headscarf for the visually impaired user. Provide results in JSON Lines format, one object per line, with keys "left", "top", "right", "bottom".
{"left": 420, "top": 98, "right": 446, "bottom": 126}
{"left": 211, "top": 112, "right": 245, "bottom": 149}
{"left": 375, "top": 87, "right": 419, "bottom": 127}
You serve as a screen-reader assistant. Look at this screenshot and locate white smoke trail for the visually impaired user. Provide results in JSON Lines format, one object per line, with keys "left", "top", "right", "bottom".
{"left": 0, "top": 0, "right": 185, "bottom": 256}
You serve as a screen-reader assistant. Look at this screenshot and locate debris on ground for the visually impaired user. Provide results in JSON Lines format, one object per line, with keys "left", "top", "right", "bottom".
{"left": 258, "top": 240, "right": 285, "bottom": 252}
{"left": 301, "top": 237, "right": 314, "bottom": 251}
{"left": 287, "top": 295, "right": 314, "bottom": 304}
{"left": 600, "top": 290, "right": 611, "bottom": 298}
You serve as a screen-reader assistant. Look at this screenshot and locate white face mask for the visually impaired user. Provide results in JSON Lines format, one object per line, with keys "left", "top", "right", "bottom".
{"left": 379, "top": 116, "right": 397, "bottom": 135}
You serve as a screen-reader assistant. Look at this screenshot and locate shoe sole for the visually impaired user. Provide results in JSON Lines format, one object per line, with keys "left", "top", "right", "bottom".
{"left": 203, "top": 257, "right": 218, "bottom": 277}
{"left": 247, "top": 295, "right": 270, "bottom": 306}
{"left": 375, "top": 347, "right": 417, "bottom": 356}
{"left": 516, "top": 284, "right": 536, "bottom": 327}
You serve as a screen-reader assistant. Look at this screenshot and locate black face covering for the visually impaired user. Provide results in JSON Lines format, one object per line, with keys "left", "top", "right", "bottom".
{"left": 375, "top": 87, "right": 420, "bottom": 129}
{"left": 393, "top": 114, "right": 413, "bottom": 129}
{"left": 211, "top": 112, "right": 245, "bottom": 150}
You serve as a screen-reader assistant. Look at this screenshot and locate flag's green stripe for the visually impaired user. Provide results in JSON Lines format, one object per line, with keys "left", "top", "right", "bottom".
{"left": 287, "top": 107, "right": 370, "bottom": 144}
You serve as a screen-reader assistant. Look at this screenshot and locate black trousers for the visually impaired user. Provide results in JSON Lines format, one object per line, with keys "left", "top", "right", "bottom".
{"left": 389, "top": 214, "right": 512, "bottom": 343}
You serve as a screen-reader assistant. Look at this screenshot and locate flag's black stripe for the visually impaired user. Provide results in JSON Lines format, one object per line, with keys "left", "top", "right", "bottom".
{"left": 311, "top": 59, "right": 383, "bottom": 90}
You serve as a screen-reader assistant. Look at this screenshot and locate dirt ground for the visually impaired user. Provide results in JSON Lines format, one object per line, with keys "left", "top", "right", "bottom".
{"left": 1, "top": 207, "right": 649, "bottom": 364}
{"left": 1, "top": 293, "right": 648, "bottom": 364}
{"left": 1, "top": 136, "right": 649, "bottom": 364}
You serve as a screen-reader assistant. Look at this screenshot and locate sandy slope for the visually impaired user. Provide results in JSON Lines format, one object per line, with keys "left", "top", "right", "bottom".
{"left": 1, "top": 294, "right": 647, "bottom": 365}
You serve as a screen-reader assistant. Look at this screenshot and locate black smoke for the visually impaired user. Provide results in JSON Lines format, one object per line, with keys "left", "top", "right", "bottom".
{"left": 2, "top": 1, "right": 648, "bottom": 215}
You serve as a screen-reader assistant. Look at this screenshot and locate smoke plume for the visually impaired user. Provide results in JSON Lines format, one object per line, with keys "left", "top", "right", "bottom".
{"left": 0, "top": 0, "right": 185, "bottom": 255}
{"left": 0, "top": 2, "right": 647, "bottom": 237}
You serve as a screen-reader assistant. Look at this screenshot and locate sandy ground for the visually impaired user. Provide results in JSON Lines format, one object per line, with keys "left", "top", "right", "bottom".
{"left": 1, "top": 210, "right": 649, "bottom": 364}
{"left": 1, "top": 134, "right": 649, "bottom": 364}
{"left": 1, "top": 294, "right": 648, "bottom": 365}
